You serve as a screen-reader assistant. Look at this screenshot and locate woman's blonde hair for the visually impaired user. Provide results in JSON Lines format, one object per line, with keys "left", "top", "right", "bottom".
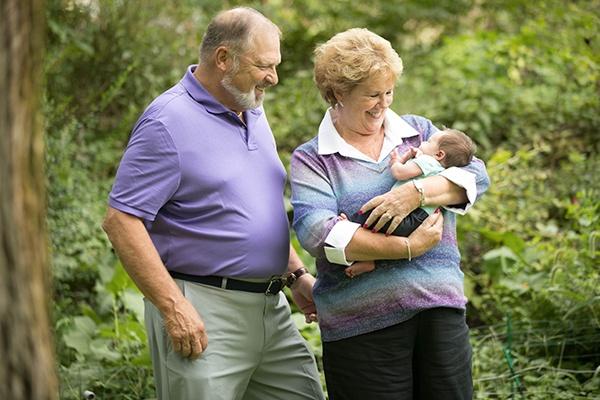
{"left": 313, "top": 28, "right": 403, "bottom": 106}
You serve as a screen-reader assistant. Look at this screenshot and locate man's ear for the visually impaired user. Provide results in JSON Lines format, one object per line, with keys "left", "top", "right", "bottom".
{"left": 214, "top": 46, "right": 230, "bottom": 72}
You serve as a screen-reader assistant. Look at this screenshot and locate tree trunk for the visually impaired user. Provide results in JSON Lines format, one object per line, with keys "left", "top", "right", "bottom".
{"left": 0, "top": 0, "right": 57, "bottom": 399}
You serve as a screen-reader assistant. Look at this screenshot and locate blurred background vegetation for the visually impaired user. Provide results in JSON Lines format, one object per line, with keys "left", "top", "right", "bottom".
{"left": 45, "top": 0, "right": 599, "bottom": 398}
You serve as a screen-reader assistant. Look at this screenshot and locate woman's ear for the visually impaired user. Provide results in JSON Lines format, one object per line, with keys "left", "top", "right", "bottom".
{"left": 333, "top": 90, "right": 344, "bottom": 107}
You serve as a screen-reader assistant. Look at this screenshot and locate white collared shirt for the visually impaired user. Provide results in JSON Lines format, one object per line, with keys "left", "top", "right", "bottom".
{"left": 318, "top": 107, "right": 418, "bottom": 163}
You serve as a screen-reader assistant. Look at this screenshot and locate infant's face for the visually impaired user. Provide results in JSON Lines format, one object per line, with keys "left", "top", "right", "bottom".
{"left": 418, "top": 132, "right": 443, "bottom": 156}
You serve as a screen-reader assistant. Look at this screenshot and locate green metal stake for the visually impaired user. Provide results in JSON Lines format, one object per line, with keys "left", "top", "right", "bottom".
{"left": 503, "top": 314, "right": 525, "bottom": 399}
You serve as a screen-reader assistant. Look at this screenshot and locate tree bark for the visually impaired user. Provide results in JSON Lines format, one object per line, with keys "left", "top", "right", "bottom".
{"left": 0, "top": 0, "right": 57, "bottom": 399}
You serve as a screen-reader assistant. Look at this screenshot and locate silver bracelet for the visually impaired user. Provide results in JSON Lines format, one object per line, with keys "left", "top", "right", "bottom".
{"left": 412, "top": 179, "right": 426, "bottom": 207}
{"left": 404, "top": 237, "right": 412, "bottom": 261}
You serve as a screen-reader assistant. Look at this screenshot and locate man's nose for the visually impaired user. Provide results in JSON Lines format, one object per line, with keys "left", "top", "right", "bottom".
{"left": 265, "top": 67, "right": 278, "bottom": 86}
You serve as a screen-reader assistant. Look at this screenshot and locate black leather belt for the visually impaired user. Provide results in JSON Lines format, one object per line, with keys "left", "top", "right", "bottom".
{"left": 169, "top": 271, "right": 287, "bottom": 295}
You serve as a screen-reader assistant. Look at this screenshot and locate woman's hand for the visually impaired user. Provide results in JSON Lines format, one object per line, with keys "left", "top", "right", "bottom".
{"left": 359, "top": 181, "right": 421, "bottom": 235}
{"left": 407, "top": 210, "right": 444, "bottom": 257}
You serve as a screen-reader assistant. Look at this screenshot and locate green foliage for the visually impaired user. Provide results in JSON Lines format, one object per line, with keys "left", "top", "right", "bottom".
{"left": 269, "top": 71, "right": 326, "bottom": 168}
{"left": 459, "top": 144, "right": 600, "bottom": 396}
{"left": 45, "top": 0, "right": 600, "bottom": 398}
{"left": 398, "top": 0, "right": 600, "bottom": 154}
{"left": 45, "top": 115, "right": 116, "bottom": 309}
{"left": 46, "top": 0, "right": 207, "bottom": 142}
{"left": 56, "top": 260, "right": 153, "bottom": 399}
{"left": 471, "top": 321, "right": 600, "bottom": 399}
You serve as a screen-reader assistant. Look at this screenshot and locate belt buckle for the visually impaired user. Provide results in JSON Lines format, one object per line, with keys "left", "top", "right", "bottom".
{"left": 265, "top": 276, "right": 286, "bottom": 295}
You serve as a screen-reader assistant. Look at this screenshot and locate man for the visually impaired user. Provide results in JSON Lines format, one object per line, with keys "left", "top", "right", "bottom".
{"left": 102, "top": 7, "right": 325, "bottom": 400}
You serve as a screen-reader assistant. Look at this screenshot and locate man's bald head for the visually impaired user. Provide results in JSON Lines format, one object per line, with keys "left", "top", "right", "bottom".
{"left": 199, "top": 7, "right": 281, "bottom": 63}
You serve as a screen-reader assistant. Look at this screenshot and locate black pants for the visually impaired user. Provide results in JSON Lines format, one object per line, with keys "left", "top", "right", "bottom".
{"left": 351, "top": 208, "right": 429, "bottom": 236}
{"left": 322, "top": 308, "right": 473, "bottom": 400}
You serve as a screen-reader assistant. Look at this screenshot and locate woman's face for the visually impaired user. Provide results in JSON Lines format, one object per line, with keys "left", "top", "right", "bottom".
{"left": 335, "top": 72, "right": 395, "bottom": 137}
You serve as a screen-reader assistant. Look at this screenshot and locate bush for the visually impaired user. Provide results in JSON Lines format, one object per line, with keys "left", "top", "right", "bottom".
{"left": 46, "top": 0, "right": 206, "bottom": 142}
{"left": 459, "top": 145, "right": 600, "bottom": 397}
{"left": 396, "top": 0, "right": 599, "bottom": 154}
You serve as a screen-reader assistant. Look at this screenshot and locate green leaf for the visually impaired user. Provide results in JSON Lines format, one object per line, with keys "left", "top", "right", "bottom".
{"left": 63, "top": 316, "right": 97, "bottom": 356}
{"left": 291, "top": 311, "right": 310, "bottom": 330}
{"left": 122, "top": 288, "right": 145, "bottom": 323}
{"left": 482, "top": 246, "right": 518, "bottom": 281}
{"left": 89, "top": 338, "right": 122, "bottom": 361}
{"left": 106, "top": 261, "right": 136, "bottom": 295}
{"left": 483, "top": 246, "right": 518, "bottom": 262}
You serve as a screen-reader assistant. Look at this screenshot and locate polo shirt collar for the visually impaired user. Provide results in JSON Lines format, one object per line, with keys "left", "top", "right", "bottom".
{"left": 180, "top": 65, "right": 263, "bottom": 120}
{"left": 318, "top": 108, "right": 419, "bottom": 162}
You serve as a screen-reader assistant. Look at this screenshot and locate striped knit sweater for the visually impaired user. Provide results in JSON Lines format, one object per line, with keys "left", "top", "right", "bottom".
{"left": 290, "top": 113, "right": 490, "bottom": 342}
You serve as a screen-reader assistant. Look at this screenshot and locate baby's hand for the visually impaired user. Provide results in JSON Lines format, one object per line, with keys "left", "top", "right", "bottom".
{"left": 389, "top": 149, "right": 400, "bottom": 166}
{"left": 337, "top": 213, "right": 348, "bottom": 221}
{"left": 390, "top": 147, "right": 417, "bottom": 166}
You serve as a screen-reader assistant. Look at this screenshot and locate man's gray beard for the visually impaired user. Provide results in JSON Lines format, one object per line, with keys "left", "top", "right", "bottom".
{"left": 221, "top": 72, "right": 264, "bottom": 110}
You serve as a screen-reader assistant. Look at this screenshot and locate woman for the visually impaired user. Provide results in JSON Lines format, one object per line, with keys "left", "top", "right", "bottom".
{"left": 290, "top": 28, "right": 490, "bottom": 399}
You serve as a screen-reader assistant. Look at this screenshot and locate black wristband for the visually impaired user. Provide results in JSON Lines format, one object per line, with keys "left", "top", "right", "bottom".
{"left": 286, "top": 267, "right": 309, "bottom": 287}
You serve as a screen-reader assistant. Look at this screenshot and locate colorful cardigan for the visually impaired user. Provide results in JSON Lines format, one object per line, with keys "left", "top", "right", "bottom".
{"left": 290, "top": 113, "right": 490, "bottom": 342}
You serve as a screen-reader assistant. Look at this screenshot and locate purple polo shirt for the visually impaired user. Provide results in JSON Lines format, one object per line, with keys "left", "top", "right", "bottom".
{"left": 109, "top": 65, "right": 290, "bottom": 278}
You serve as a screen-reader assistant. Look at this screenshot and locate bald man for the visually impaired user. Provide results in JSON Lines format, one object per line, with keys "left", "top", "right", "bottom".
{"left": 103, "top": 7, "right": 324, "bottom": 400}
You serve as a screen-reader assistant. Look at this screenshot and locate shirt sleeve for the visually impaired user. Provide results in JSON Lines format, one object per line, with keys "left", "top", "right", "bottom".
{"left": 108, "top": 118, "right": 181, "bottom": 221}
{"left": 438, "top": 167, "right": 477, "bottom": 214}
{"left": 411, "top": 154, "right": 444, "bottom": 176}
{"left": 444, "top": 156, "right": 490, "bottom": 213}
{"left": 291, "top": 146, "right": 357, "bottom": 265}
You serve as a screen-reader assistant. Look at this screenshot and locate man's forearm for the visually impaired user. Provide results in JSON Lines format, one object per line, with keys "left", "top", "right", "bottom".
{"left": 102, "top": 207, "right": 185, "bottom": 315}
{"left": 288, "top": 245, "right": 305, "bottom": 273}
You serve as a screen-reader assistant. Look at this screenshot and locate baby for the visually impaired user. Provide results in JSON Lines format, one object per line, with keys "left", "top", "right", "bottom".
{"left": 345, "top": 128, "right": 475, "bottom": 278}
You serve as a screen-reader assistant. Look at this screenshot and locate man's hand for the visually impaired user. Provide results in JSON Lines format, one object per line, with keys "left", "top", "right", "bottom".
{"left": 163, "top": 298, "right": 209, "bottom": 359}
{"left": 289, "top": 274, "right": 318, "bottom": 323}
{"left": 102, "top": 208, "right": 209, "bottom": 359}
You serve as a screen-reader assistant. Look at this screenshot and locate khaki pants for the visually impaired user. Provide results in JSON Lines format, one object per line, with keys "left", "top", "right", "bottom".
{"left": 145, "top": 279, "right": 325, "bottom": 400}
